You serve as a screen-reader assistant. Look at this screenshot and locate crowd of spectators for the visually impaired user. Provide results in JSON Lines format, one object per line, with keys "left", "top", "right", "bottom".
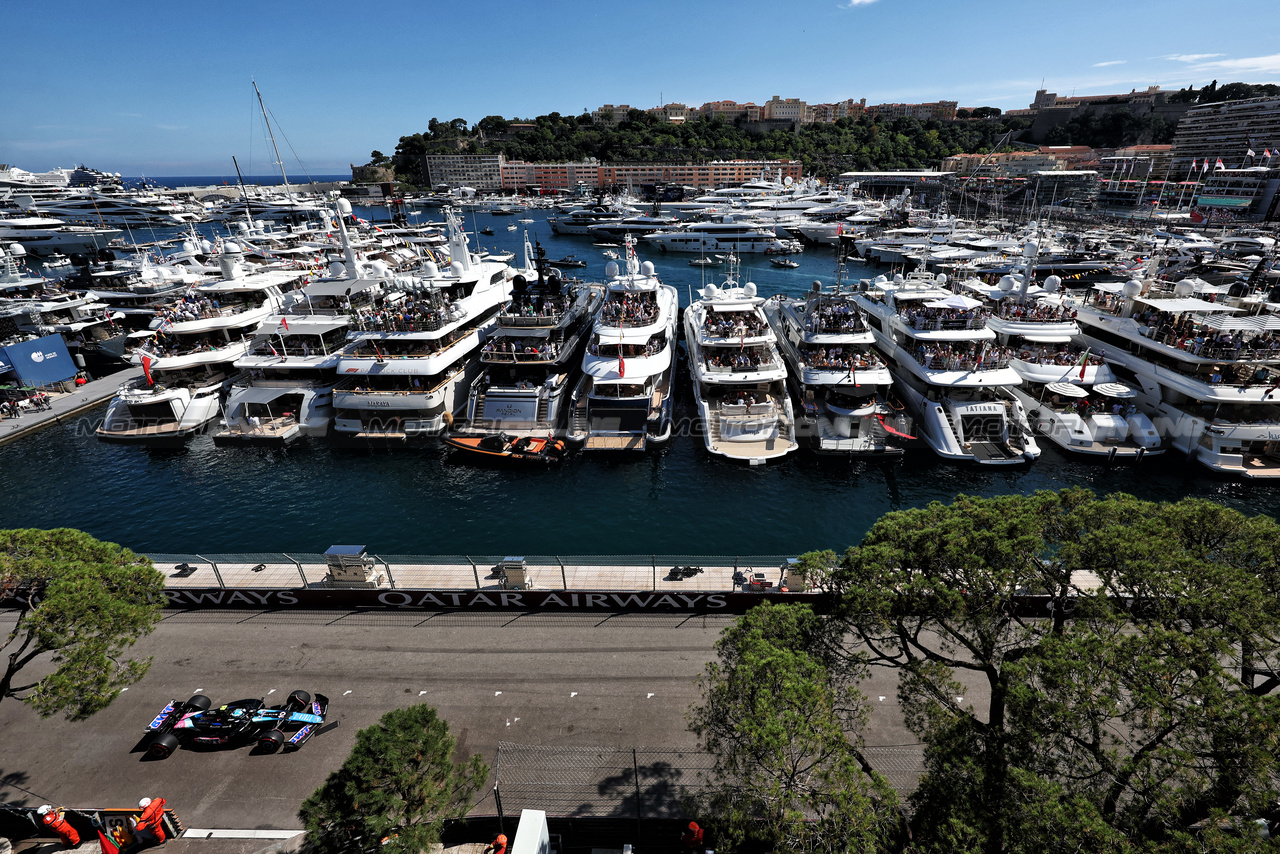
{"left": 705, "top": 348, "right": 768, "bottom": 371}
{"left": 800, "top": 345, "right": 880, "bottom": 371}
{"left": 915, "top": 343, "right": 1014, "bottom": 372}
{"left": 351, "top": 296, "right": 449, "bottom": 333}
{"left": 805, "top": 301, "right": 865, "bottom": 334}
{"left": 903, "top": 306, "right": 990, "bottom": 331}
{"left": 601, "top": 294, "right": 658, "bottom": 326}
{"left": 996, "top": 302, "right": 1077, "bottom": 322}
{"left": 1014, "top": 344, "right": 1104, "bottom": 367}
{"left": 154, "top": 292, "right": 225, "bottom": 325}
{"left": 703, "top": 311, "right": 766, "bottom": 338}
{"left": 482, "top": 338, "right": 560, "bottom": 361}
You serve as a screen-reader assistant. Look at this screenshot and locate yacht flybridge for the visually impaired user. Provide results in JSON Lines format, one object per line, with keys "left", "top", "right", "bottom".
{"left": 684, "top": 257, "right": 798, "bottom": 464}
{"left": 568, "top": 236, "right": 678, "bottom": 451}
{"left": 855, "top": 271, "right": 1039, "bottom": 465}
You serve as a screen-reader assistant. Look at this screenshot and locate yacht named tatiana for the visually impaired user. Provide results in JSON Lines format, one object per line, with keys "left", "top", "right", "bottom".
{"left": 855, "top": 271, "right": 1039, "bottom": 464}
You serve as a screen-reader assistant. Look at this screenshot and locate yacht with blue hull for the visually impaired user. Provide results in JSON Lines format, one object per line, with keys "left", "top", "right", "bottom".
{"left": 567, "top": 237, "right": 678, "bottom": 451}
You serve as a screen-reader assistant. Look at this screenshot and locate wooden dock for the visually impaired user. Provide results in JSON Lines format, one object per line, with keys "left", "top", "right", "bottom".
{"left": 0, "top": 367, "right": 142, "bottom": 446}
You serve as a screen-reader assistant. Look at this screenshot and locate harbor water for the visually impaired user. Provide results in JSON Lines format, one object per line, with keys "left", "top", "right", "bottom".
{"left": 3, "top": 204, "right": 1278, "bottom": 556}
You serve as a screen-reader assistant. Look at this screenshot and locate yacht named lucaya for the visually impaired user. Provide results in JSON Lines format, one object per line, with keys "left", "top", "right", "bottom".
{"left": 568, "top": 237, "right": 678, "bottom": 451}
{"left": 684, "top": 256, "right": 798, "bottom": 464}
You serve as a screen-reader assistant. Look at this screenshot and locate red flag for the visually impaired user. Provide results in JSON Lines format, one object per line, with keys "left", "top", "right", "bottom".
{"left": 141, "top": 354, "right": 154, "bottom": 386}
{"left": 618, "top": 330, "right": 625, "bottom": 378}
{"left": 1215, "top": 158, "right": 1225, "bottom": 170}
{"left": 280, "top": 316, "right": 289, "bottom": 332}
{"left": 1077, "top": 348, "right": 1091, "bottom": 380}
{"left": 1190, "top": 159, "right": 1197, "bottom": 170}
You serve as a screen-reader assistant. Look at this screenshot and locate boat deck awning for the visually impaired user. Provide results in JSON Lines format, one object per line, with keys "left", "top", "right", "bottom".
{"left": 300, "top": 278, "right": 383, "bottom": 298}
{"left": 492, "top": 326, "right": 551, "bottom": 338}
{"left": 1135, "top": 297, "right": 1242, "bottom": 313}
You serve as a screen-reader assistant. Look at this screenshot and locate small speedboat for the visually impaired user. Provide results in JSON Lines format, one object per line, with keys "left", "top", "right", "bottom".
{"left": 480, "top": 226, "right": 494, "bottom": 235}
{"left": 552, "top": 256, "right": 587, "bottom": 268}
{"left": 507, "top": 223, "right": 518, "bottom": 231}
{"left": 518, "top": 217, "right": 535, "bottom": 224}
{"left": 770, "top": 257, "right": 800, "bottom": 268}
{"left": 689, "top": 256, "right": 721, "bottom": 267}
{"left": 444, "top": 432, "right": 567, "bottom": 463}
{"left": 592, "top": 242, "right": 619, "bottom": 248}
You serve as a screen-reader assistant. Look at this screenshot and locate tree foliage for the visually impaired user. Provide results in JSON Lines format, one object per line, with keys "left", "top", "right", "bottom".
{"left": 300, "top": 704, "right": 488, "bottom": 854}
{"left": 0, "top": 528, "right": 164, "bottom": 721}
{"left": 824, "top": 489, "right": 1280, "bottom": 854}
{"left": 688, "top": 603, "right": 904, "bottom": 853}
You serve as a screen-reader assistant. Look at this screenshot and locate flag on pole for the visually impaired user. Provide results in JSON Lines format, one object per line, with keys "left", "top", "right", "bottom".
{"left": 617, "top": 328, "right": 625, "bottom": 378}
{"left": 141, "top": 354, "right": 154, "bottom": 385}
{"left": 1202, "top": 160, "right": 1210, "bottom": 172}
{"left": 1247, "top": 149, "right": 1256, "bottom": 158}
{"left": 1077, "top": 348, "right": 1091, "bottom": 380}
{"left": 1215, "top": 158, "right": 1225, "bottom": 170}
{"left": 280, "top": 316, "right": 289, "bottom": 332}
{"left": 1190, "top": 159, "right": 1197, "bottom": 170}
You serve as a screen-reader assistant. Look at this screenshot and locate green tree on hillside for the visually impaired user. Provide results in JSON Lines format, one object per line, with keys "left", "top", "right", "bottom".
{"left": 0, "top": 528, "right": 164, "bottom": 720}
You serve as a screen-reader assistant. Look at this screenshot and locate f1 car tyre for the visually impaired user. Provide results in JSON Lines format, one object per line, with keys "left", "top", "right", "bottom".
{"left": 258, "top": 729, "right": 285, "bottom": 753}
{"left": 147, "top": 732, "right": 180, "bottom": 759}
{"left": 186, "top": 694, "right": 212, "bottom": 711}
{"left": 286, "top": 690, "right": 311, "bottom": 711}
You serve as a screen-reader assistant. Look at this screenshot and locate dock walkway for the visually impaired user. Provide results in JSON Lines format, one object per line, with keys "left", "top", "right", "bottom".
{"left": 0, "top": 367, "right": 140, "bottom": 446}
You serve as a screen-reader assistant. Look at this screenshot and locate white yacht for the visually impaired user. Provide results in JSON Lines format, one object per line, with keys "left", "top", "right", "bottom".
{"left": 855, "top": 271, "right": 1039, "bottom": 464}
{"left": 548, "top": 205, "right": 632, "bottom": 236}
{"left": 972, "top": 275, "right": 1162, "bottom": 459}
{"left": 642, "top": 215, "right": 789, "bottom": 254}
{"left": 684, "top": 259, "right": 798, "bottom": 464}
{"left": 567, "top": 237, "right": 678, "bottom": 451}
{"left": 1071, "top": 276, "right": 1280, "bottom": 477}
{"left": 97, "top": 249, "right": 301, "bottom": 444}
{"left": 461, "top": 236, "right": 603, "bottom": 439}
{"left": 15, "top": 184, "right": 202, "bottom": 228}
{"left": 766, "top": 281, "right": 909, "bottom": 455}
{"left": 0, "top": 216, "right": 121, "bottom": 256}
{"left": 330, "top": 207, "right": 515, "bottom": 441}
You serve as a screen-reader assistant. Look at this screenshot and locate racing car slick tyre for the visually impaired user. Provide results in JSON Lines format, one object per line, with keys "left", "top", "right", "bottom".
{"left": 286, "top": 690, "right": 311, "bottom": 711}
{"left": 147, "top": 732, "right": 180, "bottom": 759}
{"left": 259, "top": 729, "right": 285, "bottom": 753}
{"left": 186, "top": 694, "right": 212, "bottom": 711}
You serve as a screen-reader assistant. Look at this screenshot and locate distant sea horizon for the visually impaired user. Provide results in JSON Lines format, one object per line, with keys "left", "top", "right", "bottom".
{"left": 136, "top": 174, "right": 349, "bottom": 189}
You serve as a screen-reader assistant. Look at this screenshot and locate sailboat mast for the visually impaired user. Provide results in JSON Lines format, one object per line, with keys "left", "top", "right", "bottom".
{"left": 253, "top": 80, "right": 293, "bottom": 201}
{"left": 232, "top": 155, "right": 253, "bottom": 225}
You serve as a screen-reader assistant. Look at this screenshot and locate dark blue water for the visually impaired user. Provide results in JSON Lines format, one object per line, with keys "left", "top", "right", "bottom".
{"left": 6, "top": 206, "right": 1278, "bottom": 556}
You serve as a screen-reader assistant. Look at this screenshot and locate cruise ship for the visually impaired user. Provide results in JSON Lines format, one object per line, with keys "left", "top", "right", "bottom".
{"left": 459, "top": 236, "right": 603, "bottom": 439}
{"left": 330, "top": 207, "right": 517, "bottom": 441}
{"left": 568, "top": 237, "right": 678, "bottom": 451}
{"left": 642, "top": 215, "right": 790, "bottom": 254}
{"left": 1071, "top": 276, "right": 1280, "bottom": 477}
{"left": 684, "top": 258, "right": 798, "bottom": 463}
{"left": 975, "top": 274, "right": 1162, "bottom": 459}
{"left": 96, "top": 248, "right": 302, "bottom": 444}
{"left": 854, "top": 271, "right": 1040, "bottom": 465}
{"left": 766, "top": 281, "right": 909, "bottom": 455}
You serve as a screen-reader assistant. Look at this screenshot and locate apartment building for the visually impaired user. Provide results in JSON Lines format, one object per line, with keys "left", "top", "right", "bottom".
{"left": 422, "top": 154, "right": 506, "bottom": 190}
{"left": 646, "top": 103, "right": 690, "bottom": 123}
{"left": 866, "top": 101, "right": 958, "bottom": 122}
{"left": 591, "top": 104, "right": 635, "bottom": 125}
{"left": 762, "top": 96, "right": 809, "bottom": 122}
{"left": 1169, "top": 96, "right": 1280, "bottom": 172}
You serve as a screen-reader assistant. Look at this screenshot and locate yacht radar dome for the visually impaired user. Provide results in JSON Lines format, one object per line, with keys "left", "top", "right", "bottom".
{"left": 935, "top": 273, "right": 948, "bottom": 285}
{"left": 893, "top": 273, "right": 904, "bottom": 283}
{"left": 641, "top": 261, "right": 655, "bottom": 276}
{"left": 605, "top": 261, "right": 619, "bottom": 278}
{"left": 1173, "top": 279, "right": 1195, "bottom": 297}
{"left": 744, "top": 283, "right": 757, "bottom": 297}
{"left": 450, "top": 261, "right": 464, "bottom": 278}
{"left": 1122, "top": 279, "right": 1142, "bottom": 298}
{"left": 1023, "top": 240, "right": 1039, "bottom": 257}
{"left": 811, "top": 280, "right": 822, "bottom": 293}
{"left": 998, "top": 275, "right": 1017, "bottom": 292}
{"left": 1043, "top": 274, "right": 1062, "bottom": 292}
{"left": 9, "top": 243, "right": 25, "bottom": 257}
{"left": 336, "top": 199, "right": 353, "bottom": 216}
{"left": 328, "top": 261, "right": 346, "bottom": 278}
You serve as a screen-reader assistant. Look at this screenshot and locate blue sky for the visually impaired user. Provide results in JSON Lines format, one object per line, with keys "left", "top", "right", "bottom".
{"left": 4, "top": 0, "right": 1277, "bottom": 176}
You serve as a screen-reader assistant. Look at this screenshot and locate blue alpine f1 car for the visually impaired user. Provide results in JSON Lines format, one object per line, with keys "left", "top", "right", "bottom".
{"left": 141, "top": 691, "right": 329, "bottom": 758}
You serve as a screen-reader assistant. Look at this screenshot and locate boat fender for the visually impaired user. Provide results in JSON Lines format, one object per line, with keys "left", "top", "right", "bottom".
{"left": 441, "top": 411, "right": 454, "bottom": 430}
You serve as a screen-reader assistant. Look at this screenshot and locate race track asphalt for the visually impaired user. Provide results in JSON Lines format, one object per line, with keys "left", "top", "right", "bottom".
{"left": 0, "top": 609, "right": 930, "bottom": 832}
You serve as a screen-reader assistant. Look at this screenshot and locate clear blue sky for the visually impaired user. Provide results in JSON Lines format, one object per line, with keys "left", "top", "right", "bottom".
{"left": 4, "top": 0, "right": 1277, "bottom": 176}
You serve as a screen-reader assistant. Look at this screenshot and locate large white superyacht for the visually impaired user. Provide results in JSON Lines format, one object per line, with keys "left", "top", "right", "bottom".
{"left": 460, "top": 236, "right": 603, "bottom": 439}
{"left": 974, "top": 273, "right": 1162, "bottom": 459}
{"left": 1071, "top": 274, "right": 1280, "bottom": 477}
{"left": 330, "top": 207, "right": 516, "bottom": 441}
{"left": 855, "top": 271, "right": 1039, "bottom": 464}
{"left": 567, "top": 237, "right": 678, "bottom": 451}
{"left": 642, "top": 215, "right": 791, "bottom": 254}
{"left": 96, "top": 247, "right": 302, "bottom": 444}
{"left": 766, "top": 280, "right": 910, "bottom": 455}
{"left": 684, "top": 258, "right": 798, "bottom": 464}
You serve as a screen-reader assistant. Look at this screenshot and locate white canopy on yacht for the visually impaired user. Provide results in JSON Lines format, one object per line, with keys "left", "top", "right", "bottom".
{"left": 1196, "top": 313, "right": 1280, "bottom": 331}
{"left": 924, "top": 294, "right": 984, "bottom": 310}
{"left": 1135, "top": 297, "right": 1242, "bottom": 313}
{"left": 1094, "top": 382, "right": 1137, "bottom": 399}
{"left": 1091, "top": 282, "right": 1127, "bottom": 293}
{"left": 1046, "top": 381, "right": 1088, "bottom": 398}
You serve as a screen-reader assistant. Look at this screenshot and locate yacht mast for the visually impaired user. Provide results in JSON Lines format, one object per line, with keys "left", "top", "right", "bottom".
{"left": 253, "top": 80, "right": 294, "bottom": 202}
